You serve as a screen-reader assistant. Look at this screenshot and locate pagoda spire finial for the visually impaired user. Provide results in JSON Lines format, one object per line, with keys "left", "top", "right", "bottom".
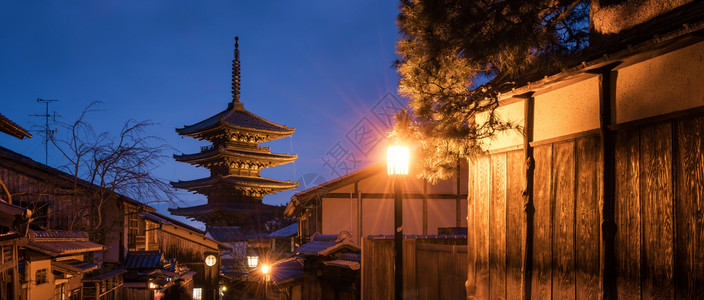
{"left": 232, "top": 36, "right": 241, "bottom": 104}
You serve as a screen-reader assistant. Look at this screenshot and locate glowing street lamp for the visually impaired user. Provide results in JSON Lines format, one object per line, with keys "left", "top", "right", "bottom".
{"left": 387, "top": 145, "right": 410, "bottom": 175}
{"left": 387, "top": 143, "right": 409, "bottom": 300}
{"left": 260, "top": 263, "right": 270, "bottom": 275}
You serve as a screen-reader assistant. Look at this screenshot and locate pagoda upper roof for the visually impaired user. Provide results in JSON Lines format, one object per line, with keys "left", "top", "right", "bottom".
{"left": 176, "top": 103, "right": 295, "bottom": 138}
{"left": 171, "top": 174, "right": 299, "bottom": 192}
{"left": 174, "top": 147, "right": 296, "bottom": 165}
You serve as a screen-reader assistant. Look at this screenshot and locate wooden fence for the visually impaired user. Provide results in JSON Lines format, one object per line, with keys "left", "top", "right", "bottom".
{"left": 467, "top": 114, "right": 704, "bottom": 299}
{"left": 362, "top": 236, "right": 467, "bottom": 299}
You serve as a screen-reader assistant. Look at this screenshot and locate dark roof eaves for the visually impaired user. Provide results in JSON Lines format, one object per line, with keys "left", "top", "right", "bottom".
{"left": 291, "top": 163, "right": 385, "bottom": 205}
{"left": 497, "top": 6, "right": 704, "bottom": 100}
{"left": 0, "top": 146, "right": 148, "bottom": 209}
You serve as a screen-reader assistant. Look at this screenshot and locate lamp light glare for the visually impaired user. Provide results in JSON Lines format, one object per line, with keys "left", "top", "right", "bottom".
{"left": 261, "top": 264, "right": 270, "bottom": 275}
{"left": 387, "top": 145, "right": 409, "bottom": 175}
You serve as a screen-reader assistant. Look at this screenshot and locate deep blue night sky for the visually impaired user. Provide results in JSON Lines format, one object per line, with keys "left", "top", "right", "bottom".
{"left": 0, "top": 1, "right": 402, "bottom": 229}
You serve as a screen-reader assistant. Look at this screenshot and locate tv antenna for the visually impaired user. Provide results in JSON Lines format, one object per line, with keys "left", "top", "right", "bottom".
{"left": 30, "top": 98, "right": 58, "bottom": 165}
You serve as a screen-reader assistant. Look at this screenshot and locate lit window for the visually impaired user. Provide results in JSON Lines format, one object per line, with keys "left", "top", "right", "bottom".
{"left": 36, "top": 268, "right": 48, "bottom": 285}
{"left": 193, "top": 288, "right": 202, "bottom": 300}
{"left": 247, "top": 255, "right": 259, "bottom": 268}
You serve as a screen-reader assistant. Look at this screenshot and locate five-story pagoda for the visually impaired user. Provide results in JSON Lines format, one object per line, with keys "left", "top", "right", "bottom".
{"left": 170, "top": 37, "right": 298, "bottom": 229}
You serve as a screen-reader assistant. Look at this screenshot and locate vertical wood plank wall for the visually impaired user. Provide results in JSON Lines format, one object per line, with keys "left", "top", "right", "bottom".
{"left": 467, "top": 115, "right": 704, "bottom": 299}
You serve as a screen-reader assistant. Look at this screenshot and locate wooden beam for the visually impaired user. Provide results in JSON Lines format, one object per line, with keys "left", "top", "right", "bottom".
{"left": 423, "top": 181, "right": 428, "bottom": 235}
{"left": 456, "top": 156, "right": 462, "bottom": 227}
{"left": 519, "top": 91, "right": 535, "bottom": 300}
{"left": 587, "top": 62, "right": 620, "bottom": 299}
{"left": 324, "top": 192, "right": 467, "bottom": 199}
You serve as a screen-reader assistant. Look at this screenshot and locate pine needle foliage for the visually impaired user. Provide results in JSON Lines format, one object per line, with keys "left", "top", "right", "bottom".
{"left": 395, "top": 0, "right": 590, "bottom": 182}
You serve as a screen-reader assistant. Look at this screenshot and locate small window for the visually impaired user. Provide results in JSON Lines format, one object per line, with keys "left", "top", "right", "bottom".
{"left": 36, "top": 268, "right": 48, "bottom": 285}
{"left": 193, "top": 288, "right": 202, "bottom": 300}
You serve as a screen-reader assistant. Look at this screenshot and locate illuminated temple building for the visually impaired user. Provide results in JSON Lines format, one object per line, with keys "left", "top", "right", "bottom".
{"left": 170, "top": 37, "right": 298, "bottom": 230}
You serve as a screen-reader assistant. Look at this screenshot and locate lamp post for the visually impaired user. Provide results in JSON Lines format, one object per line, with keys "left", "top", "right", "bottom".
{"left": 387, "top": 145, "right": 409, "bottom": 300}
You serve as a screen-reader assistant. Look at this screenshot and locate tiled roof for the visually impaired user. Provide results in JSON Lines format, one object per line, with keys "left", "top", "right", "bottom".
{"left": 171, "top": 175, "right": 299, "bottom": 191}
{"left": 367, "top": 234, "right": 467, "bottom": 240}
{"left": 27, "top": 230, "right": 105, "bottom": 256}
{"left": 169, "top": 201, "right": 279, "bottom": 217}
{"left": 340, "top": 253, "right": 361, "bottom": 262}
{"left": 295, "top": 234, "right": 354, "bottom": 256}
{"left": 493, "top": 2, "right": 704, "bottom": 99}
{"left": 30, "top": 230, "right": 90, "bottom": 241}
{"left": 52, "top": 259, "right": 98, "bottom": 274}
{"left": 124, "top": 251, "right": 164, "bottom": 269}
{"left": 139, "top": 211, "right": 172, "bottom": 225}
{"left": 82, "top": 269, "right": 127, "bottom": 282}
{"left": 0, "top": 199, "right": 29, "bottom": 231}
{"left": 323, "top": 259, "right": 360, "bottom": 270}
{"left": 268, "top": 223, "right": 298, "bottom": 238}
{"left": 176, "top": 105, "right": 294, "bottom": 136}
{"left": 317, "top": 241, "right": 359, "bottom": 256}
{"left": 286, "top": 163, "right": 385, "bottom": 217}
{"left": 206, "top": 226, "right": 247, "bottom": 243}
{"left": 0, "top": 146, "right": 149, "bottom": 210}
{"left": 174, "top": 147, "right": 296, "bottom": 165}
{"left": 296, "top": 240, "right": 335, "bottom": 255}
{"left": 268, "top": 257, "right": 304, "bottom": 286}
{"left": 0, "top": 112, "right": 31, "bottom": 139}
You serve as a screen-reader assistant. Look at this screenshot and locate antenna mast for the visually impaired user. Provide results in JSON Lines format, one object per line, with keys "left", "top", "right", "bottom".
{"left": 30, "top": 98, "right": 58, "bottom": 165}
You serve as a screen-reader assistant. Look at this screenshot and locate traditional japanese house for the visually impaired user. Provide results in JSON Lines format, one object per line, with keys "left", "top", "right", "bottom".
{"left": 128, "top": 210, "right": 226, "bottom": 300}
{"left": 462, "top": 2, "right": 704, "bottom": 299}
{"left": 246, "top": 233, "right": 361, "bottom": 300}
{"left": 0, "top": 199, "right": 30, "bottom": 300}
{"left": 121, "top": 250, "right": 197, "bottom": 300}
{"left": 0, "top": 112, "right": 32, "bottom": 300}
{"left": 21, "top": 230, "right": 105, "bottom": 300}
{"left": 170, "top": 37, "right": 298, "bottom": 232}
{"left": 0, "top": 112, "right": 32, "bottom": 140}
{"left": 267, "top": 223, "right": 298, "bottom": 254}
{"left": 0, "top": 145, "right": 225, "bottom": 300}
{"left": 285, "top": 162, "right": 467, "bottom": 245}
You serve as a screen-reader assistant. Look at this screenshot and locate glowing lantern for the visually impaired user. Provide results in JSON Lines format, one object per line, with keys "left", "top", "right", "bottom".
{"left": 387, "top": 145, "right": 409, "bottom": 175}
{"left": 205, "top": 254, "right": 217, "bottom": 267}
{"left": 247, "top": 255, "right": 259, "bottom": 268}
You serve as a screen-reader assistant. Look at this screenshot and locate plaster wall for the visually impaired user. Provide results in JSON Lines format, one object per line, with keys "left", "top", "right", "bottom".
{"left": 322, "top": 197, "right": 353, "bottom": 237}
{"left": 615, "top": 41, "right": 704, "bottom": 124}
{"left": 427, "top": 198, "right": 465, "bottom": 234}
{"left": 361, "top": 197, "right": 394, "bottom": 236}
{"left": 534, "top": 76, "right": 600, "bottom": 141}
{"left": 27, "top": 259, "right": 53, "bottom": 300}
{"left": 102, "top": 200, "right": 121, "bottom": 263}
{"left": 480, "top": 101, "right": 525, "bottom": 150}
{"left": 317, "top": 165, "right": 465, "bottom": 240}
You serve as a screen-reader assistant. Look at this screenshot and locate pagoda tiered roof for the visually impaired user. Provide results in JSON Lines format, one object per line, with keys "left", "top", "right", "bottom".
{"left": 174, "top": 146, "right": 296, "bottom": 168}
{"left": 176, "top": 104, "right": 295, "bottom": 142}
{"left": 168, "top": 202, "right": 282, "bottom": 224}
{"left": 171, "top": 37, "right": 298, "bottom": 227}
{"left": 171, "top": 174, "right": 299, "bottom": 197}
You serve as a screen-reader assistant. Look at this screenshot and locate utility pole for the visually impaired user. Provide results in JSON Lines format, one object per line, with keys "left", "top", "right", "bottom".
{"left": 30, "top": 98, "right": 58, "bottom": 165}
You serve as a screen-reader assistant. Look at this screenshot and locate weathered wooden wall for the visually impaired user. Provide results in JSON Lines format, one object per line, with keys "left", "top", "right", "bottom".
{"left": 157, "top": 230, "right": 219, "bottom": 300}
{"left": 122, "top": 287, "right": 153, "bottom": 300}
{"left": 467, "top": 114, "right": 704, "bottom": 299}
{"left": 362, "top": 236, "right": 466, "bottom": 299}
